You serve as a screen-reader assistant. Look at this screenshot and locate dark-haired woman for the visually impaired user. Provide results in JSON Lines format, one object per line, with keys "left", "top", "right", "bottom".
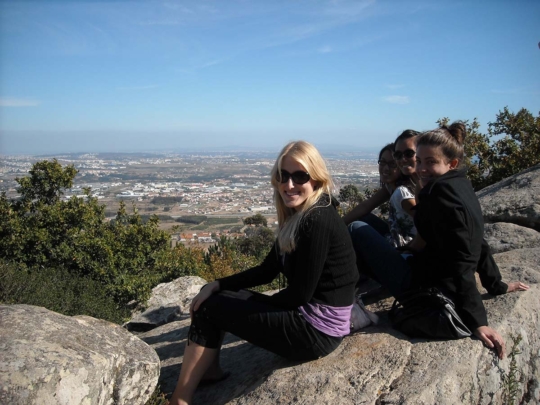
{"left": 350, "top": 122, "right": 529, "bottom": 359}
{"left": 344, "top": 130, "right": 421, "bottom": 247}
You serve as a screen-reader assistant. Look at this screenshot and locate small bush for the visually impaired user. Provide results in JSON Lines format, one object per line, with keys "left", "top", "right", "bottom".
{"left": 204, "top": 217, "right": 241, "bottom": 226}
{"left": 0, "top": 261, "right": 130, "bottom": 324}
{"left": 151, "top": 196, "right": 183, "bottom": 205}
{"left": 175, "top": 215, "right": 207, "bottom": 224}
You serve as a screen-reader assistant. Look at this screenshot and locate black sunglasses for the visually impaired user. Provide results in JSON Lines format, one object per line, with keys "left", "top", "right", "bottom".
{"left": 378, "top": 159, "right": 397, "bottom": 170}
{"left": 277, "top": 170, "right": 311, "bottom": 184}
{"left": 393, "top": 149, "right": 416, "bottom": 160}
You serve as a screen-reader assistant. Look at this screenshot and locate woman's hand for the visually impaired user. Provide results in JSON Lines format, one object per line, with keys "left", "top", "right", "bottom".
{"left": 474, "top": 326, "right": 506, "bottom": 359}
{"left": 190, "top": 281, "right": 220, "bottom": 319}
{"left": 219, "top": 289, "right": 254, "bottom": 300}
{"left": 507, "top": 281, "right": 530, "bottom": 293}
{"left": 404, "top": 233, "right": 426, "bottom": 253}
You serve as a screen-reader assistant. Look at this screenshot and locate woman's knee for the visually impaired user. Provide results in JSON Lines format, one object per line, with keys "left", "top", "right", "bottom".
{"left": 348, "top": 220, "right": 369, "bottom": 233}
{"left": 348, "top": 221, "right": 377, "bottom": 243}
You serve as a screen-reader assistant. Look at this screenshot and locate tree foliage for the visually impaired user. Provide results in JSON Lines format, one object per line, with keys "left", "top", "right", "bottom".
{"left": 0, "top": 159, "right": 279, "bottom": 322}
{"left": 438, "top": 107, "right": 540, "bottom": 190}
{"left": 236, "top": 226, "right": 275, "bottom": 261}
{"left": 338, "top": 184, "right": 389, "bottom": 217}
{"left": 16, "top": 159, "right": 77, "bottom": 205}
{"left": 0, "top": 261, "right": 130, "bottom": 324}
{"left": 0, "top": 161, "right": 204, "bottom": 317}
{"left": 338, "top": 184, "right": 363, "bottom": 212}
{"left": 175, "top": 215, "right": 207, "bottom": 224}
{"left": 243, "top": 213, "right": 268, "bottom": 227}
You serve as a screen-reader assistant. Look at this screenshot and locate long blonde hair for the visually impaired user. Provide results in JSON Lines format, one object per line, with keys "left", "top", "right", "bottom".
{"left": 270, "top": 141, "right": 334, "bottom": 253}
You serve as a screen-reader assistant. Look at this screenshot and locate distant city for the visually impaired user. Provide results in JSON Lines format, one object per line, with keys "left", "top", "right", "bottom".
{"left": 0, "top": 151, "right": 380, "bottom": 243}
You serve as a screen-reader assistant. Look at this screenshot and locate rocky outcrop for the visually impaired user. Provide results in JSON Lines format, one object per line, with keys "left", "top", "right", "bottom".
{"left": 125, "top": 276, "right": 207, "bottom": 332}
{"left": 0, "top": 305, "right": 160, "bottom": 405}
{"left": 140, "top": 255, "right": 539, "bottom": 405}
{"left": 477, "top": 164, "right": 540, "bottom": 231}
{"left": 484, "top": 222, "right": 540, "bottom": 254}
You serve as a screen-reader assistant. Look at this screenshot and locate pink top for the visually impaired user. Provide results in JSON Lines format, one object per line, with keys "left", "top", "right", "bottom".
{"left": 299, "top": 302, "right": 352, "bottom": 337}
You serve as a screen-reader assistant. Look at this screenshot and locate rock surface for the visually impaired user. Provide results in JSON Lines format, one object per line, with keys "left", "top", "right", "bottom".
{"left": 484, "top": 222, "right": 540, "bottom": 254}
{"left": 125, "top": 276, "right": 207, "bottom": 332}
{"left": 0, "top": 305, "right": 160, "bottom": 405}
{"left": 477, "top": 164, "right": 540, "bottom": 231}
{"left": 139, "top": 253, "right": 540, "bottom": 404}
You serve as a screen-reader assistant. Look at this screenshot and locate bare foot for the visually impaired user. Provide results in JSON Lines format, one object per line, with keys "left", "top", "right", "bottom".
{"left": 200, "top": 368, "right": 230, "bottom": 383}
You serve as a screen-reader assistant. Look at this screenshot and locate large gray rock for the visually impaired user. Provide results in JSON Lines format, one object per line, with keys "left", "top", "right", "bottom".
{"left": 477, "top": 164, "right": 540, "bottom": 231}
{"left": 140, "top": 248, "right": 540, "bottom": 404}
{"left": 125, "top": 276, "right": 207, "bottom": 332}
{"left": 0, "top": 305, "right": 160, "bottom": 405}
{"left": 484, "top": 222, "right": 540, "bottom": 254}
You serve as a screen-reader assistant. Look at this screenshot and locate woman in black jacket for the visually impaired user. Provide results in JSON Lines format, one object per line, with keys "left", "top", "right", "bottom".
{"left": 350, "top": 122, "right": 528, "bottom": 359}
{"left": 169, "top": 141, "right": 359, "bottom": 405}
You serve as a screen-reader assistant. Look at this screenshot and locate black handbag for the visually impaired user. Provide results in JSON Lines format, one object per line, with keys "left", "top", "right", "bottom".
{"left": 389, "top": 287, "right": 472, "bottom": 339}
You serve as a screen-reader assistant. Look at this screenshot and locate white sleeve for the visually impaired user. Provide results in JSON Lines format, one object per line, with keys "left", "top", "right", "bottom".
{"left": 389, "top": 186, "right": 414, "bottom": 209}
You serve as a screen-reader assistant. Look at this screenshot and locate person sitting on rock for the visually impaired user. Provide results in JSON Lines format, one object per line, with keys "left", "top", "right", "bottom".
{"left": 347, "top": 130, "right": 524, "bottom": 296}
{"left": 344, "top": 129, "right": 421, "bottom": 245}
{"left": 347, "top": 122, "right": 529, "bottom": 359}
{"left": 169, "top": 141, "right": 359, "bottom": 405}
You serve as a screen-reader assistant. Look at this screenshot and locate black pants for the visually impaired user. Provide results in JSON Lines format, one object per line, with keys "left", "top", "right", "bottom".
{"left": 188, "top": 292, "right": 342, "bottom": 361}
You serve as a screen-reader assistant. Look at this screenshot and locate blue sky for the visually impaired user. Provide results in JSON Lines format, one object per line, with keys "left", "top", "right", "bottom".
{"left": 1, "top": 0, "right": 539, "bottom": 155}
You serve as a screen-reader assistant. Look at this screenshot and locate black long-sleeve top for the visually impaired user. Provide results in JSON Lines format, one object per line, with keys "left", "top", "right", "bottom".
{"left": 218, "top": 195, "right": 359, "bottom": 309}
{"left": 411, "top": 169, "right": 496, "bottom": 330}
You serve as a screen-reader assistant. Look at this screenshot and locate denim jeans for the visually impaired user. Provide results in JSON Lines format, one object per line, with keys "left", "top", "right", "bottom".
{"left": 356, "top": 213, "right": 390, "bottom": 237}
{"left": 348, "top": 221, "right": 412, "bottom": 296}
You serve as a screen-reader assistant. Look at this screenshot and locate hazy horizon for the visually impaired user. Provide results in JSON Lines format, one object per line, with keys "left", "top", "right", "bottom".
{"left": 0, "top": 136, "right": 380, "bottom": 157}
{"left": 0, "top": 129, "right": 385, "bottom": 156}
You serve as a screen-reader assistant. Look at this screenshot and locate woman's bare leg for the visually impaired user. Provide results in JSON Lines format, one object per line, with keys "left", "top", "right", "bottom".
{"left": 169, "top": 340, "right": 219, "bottom": 405}
{"left": 199, "top": 331, "right": 226, "bottom": 381}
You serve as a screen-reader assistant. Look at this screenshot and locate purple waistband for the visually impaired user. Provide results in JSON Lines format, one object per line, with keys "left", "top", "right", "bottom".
{"left": 299, "top": 302, "right": 352, "bottom": 337}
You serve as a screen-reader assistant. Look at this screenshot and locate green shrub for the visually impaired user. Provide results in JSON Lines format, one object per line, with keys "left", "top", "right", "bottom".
{"left": 175, "top": 215, "right": 207, "bottom": 224}
{"left": 243, "top": 213, "right": 268, "bottom": 227}
{"left": 439, "top": 107, "right": 540, "bottom": 190}
{"left": 0, "top": 261, "right": 129, "bottom": 324}
{"left": 0, "top": 161, "right": 174, "bottom": 313}
{"left": 204, "top": 217, "right": 241, "bottom": 225}
{"left": 151, "top": 196, "right": 183, "bottom": 205}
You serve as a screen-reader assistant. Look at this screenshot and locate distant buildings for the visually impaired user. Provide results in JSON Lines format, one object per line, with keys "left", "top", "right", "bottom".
{"left": 116, "top": 191, "right": 147, "bottom": 198}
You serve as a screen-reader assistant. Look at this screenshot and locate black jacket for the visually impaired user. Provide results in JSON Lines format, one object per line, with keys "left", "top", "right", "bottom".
{"left": 218, "top": 194, "right": 359, "bottom": 309}
{"left": 411, "top": 169, "right": 504, "bottom": 329}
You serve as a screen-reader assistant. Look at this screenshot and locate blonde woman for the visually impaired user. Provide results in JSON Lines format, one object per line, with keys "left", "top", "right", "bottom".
{"left": 170, "top": 141, "right": 359, "bottom": 405}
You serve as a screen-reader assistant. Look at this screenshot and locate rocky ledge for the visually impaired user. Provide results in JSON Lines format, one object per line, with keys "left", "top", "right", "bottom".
{"left": 139, "top": 248, "right": 539, "bottom": 405}
{"left": 0, "top": 306, "right": 160, "bottom": 405}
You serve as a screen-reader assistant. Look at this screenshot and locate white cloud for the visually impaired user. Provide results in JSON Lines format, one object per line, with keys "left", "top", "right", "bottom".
{"left": 176, "top": 59, "right": 226, "bottom": 74}
{"left": 318, "top": 45, "right": 332, "bottom": 53}
{"left": 243, "top": 0, "right": 376, "bottom": 51}
{"left": 0, "top": 97, "right": 40, "bottom": 107}
{"left": 116, "top": 85, "right": 159, "bottom": 91}
{"left": 382, "top": 95, "right": 410, "bottom": 104}
{"left": 385, "top": 84, "right": 405, "bottom": 90}
{"left": 200, "top": 59, "right": 222, "bottom": 68}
